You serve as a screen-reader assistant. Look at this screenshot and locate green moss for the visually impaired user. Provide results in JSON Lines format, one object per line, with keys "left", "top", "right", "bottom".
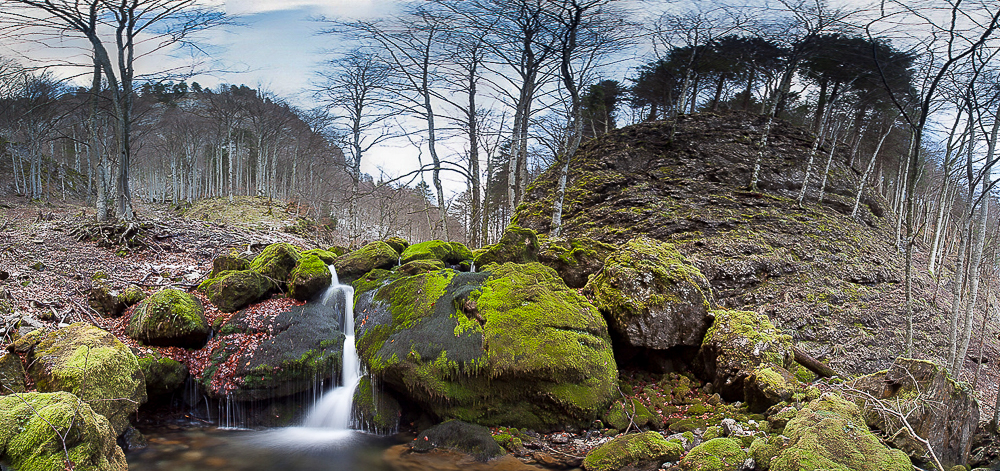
{"left": 398, "top": 259, "right": 447, "bottom": 276}
{"left": 249, "top": 242, "right": 302, "bottom": 283}
{"left": 604, "top": 397, "right": 656, "bottom": 430}
{"left": 473, "top": 226, "right": 540, "bottom": 266}
{"left": 701, "top": 309, "right": 794, "bottom": 401}
{"left": 399, "top": 240, "right": 473, "bottom": 265}
{"left": 583, "top": 431, "right": 684, "bottom": 471}
{"left": 0, "top": 352, "right": 27, "bottom": 393}
{"left": 199, "top": 270, "right": 274, "bottom": 313}
{"left": 668, "top": 418, "right": 708, "bottom": 433}
{"left": 289, "top": 254, "right": 332, "bottom": 300}
{"left": 792, "top": 362, "right": 818, "bottom": 383}
{"left": 352, "top": 376, "right": 400, "bottom": 434}
{"left": 137, "top": 352, "right": 188, "bottom": 396}
{"left": 334, "top": 241, "right": 400, "bottom": 280}
{"left": 127, "top": 289, "right": 209, "bottom": 348}
{"left": 301, "top": 248, "right": 338, "bottom": 264}
{"left": 680, "top": 438, "right": 748, "bottom": 471}
{"left": 211, "top": 254, "right": 250, "bottom": 277}
{"left": 750, "top": 436, "right": 789, "bottom": 470}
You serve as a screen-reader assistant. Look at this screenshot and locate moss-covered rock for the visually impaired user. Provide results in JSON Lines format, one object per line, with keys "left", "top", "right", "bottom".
{"left": 749, "top": 435, "right": 789, "bottom": 470}
{"left": 412, "top": 420, "right": 505, "bottom": 461}
{"left": 679, "top": 437, "right": 747, "bottom": 471}
{"left": 745, "top": 366, "right": 798, "bottom": 413}
{"left": 211, "top": 254, "right": 250, "bottom": 277}
{"left": 400, "top": 240, "right": 473, "bottom": 265}
{"left": 769, "top": 393, "right": 912, "bottom": 471}
{"left": 352, "top": 376, "right": 401, "bottom": 434}
{"left": 383, "top": 237, "right": 409, "bottom": 254}
{"left": 198, "top": 269, "right": 274, "bottom": 313}
{"left": 398, "top": 259, "right": 446, "bottom": 276}
{"left": 583, "top": 431, "right": 684, "bottom": 471}
{"left": 0, "top": 351, "right": 27, "bottom": 394}
{"left": 603, "top": 397, "right": 656, "bottom": 430}
{"left": 127, "top": 288, "right": 210, "bottom": 348}
{"left": 537, "top": 236, "right": 616, "bottom": 288}
{"left": 334, "top": 241, "right": 399, "bottom": 281}
{"left": 301, "top": 248, "right": 338, "bottom": 265}
{"left": 249, "top": 242, "right": 301, "bottom": 283}
{"left": 288, "top": 254, "right": 332, "bottom": 301}
{"left": 12, "top": 323, "right": 146, "bottom": 435}
{"left": 137, "top": 352, "right": 188, "bottom": 397}
{"left": 0, "top": 391, "right": 127, "bottom": 471}
{"left": 354, "top": 262, "right": 617, "bottom": 430}
{"left": 697, "top": 309, "right": 793, "bottom": 402}
{"left": 584, "top": 237, "right": 715, "bottom": 351}
{"left": 328, "top": 245, "right": 348, "bottom": 257}
{"left": 87, "top": 282, "right": 128, "bottom": 317}
{"left": 473, "top": 226, "right": 540, "bottom": 266}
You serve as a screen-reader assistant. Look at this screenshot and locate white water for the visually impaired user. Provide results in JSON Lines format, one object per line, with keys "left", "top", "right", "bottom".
{"left": 302, "top": 266, "right": 361, "bottom": 429}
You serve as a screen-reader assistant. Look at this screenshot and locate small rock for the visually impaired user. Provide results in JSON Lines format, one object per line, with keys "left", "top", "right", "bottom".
{"left": 721, "top": 418, "right": 744, "bottom": 437}
{"left": 29, "top": 261, "right": 44, "bottom": 271}
{"left": 551, "top": 433, "right": 570, "bottom": 444}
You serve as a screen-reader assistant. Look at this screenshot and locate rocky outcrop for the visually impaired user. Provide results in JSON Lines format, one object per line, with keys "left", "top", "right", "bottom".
{"left": 13, "top": 323, "right": 146, "bottom": 435}
{"left": 354, "top": 262, "right": 617, "bottom": 430}
{"left": 585, "top": 238, "right": 715, "bottom": 352}
{"left": 697, "top": 309, "right": 794, "bottom": 402}
{"left": 198, "top": 270, "right": 275, "bottom": 313}
{"left": 583, "top": 431, "right": 684, "bottom": 471}
{"left": 128, "top": 288, "right": 210, "bottom": 348}
{"left": 0, "top": 391, "right": 127, "bottom": 471}
{"left": 353, "top": 376, "right": 401, "bottom": 434}
{"left": 288, "top": 254, "right": 332, "bottom": 301}
{"left": 537, "top": 236, "right": 616, "bottom": 288}
{"left": 334, "top": 241, "right": 399, "bottom": 281}
{"left": 851, "top": 358, "right": 978, "bottom": 469}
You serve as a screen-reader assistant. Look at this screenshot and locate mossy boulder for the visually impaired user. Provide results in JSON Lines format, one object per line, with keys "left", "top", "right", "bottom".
{"left": 249, "top": 242, "right": 301, "bottom": 283}
{"left": 768, "top": 393, "right": 912, "bottom": 471}
{"left": 87, "top": 282, "right": 144, "bottom": 318}
{"left": 300, "top": 248, "right": 338, "bottom": 265}
{"left": 697, "top": 309, "right": 793, "bottom": 402}
{"left": 584, "top": 237, "right": 715, "bottom": 351}
{"left": 352, "top": 376, "right": 401, "bottom": 434}
{"left": 583, "top": 431, "right": 684, "bottom": 471}
{"left": 538, "top": 236, "right": 617, "bottom": 288}
{"left": 211, "top": 254, "right": 250, "bottom": 277}
{"left": 12, "top": 323, "right": 146, "bottom": 435}
{"left": 203, "top": 302, "right": 345, "bottom": 401}
{"left": 288, "top": 254, "right": 332, "bottom": 301}
{"left": 198, "top": 269, "right": 274, "bottom": 313}
{"left": 473, "top": 226, "right": 540, "bottom": 266}
{"left": 398, "top": 259, "right": 446, "bottom": 276}
{"left": 383, "top": 237, "right": 410, "bottom": 254}
{"left": 851, "top": 357, "right": 978, "bottom": 469}
{"left": 354, "top": 262, "right": 617, "bottom": 430}
{"left": 137, "top": 352, "right": 188, "bottom": 397}
{"left": 0, "top": 351, "right": 27, "bottom": 394}
{"left": 334, "top": 241, "right": 400, "bottom": 281}
{"left": 400, "top": 240, "right": 474, "bottom": 265}
{"left": 744, "top": 366, "right": 798, "bottom": 413}
{"left": 749, "top": 435, "right": 789, "bottom": 470}
{"left": 328, "top": 245, "right": 348, "bottom": 257}
{"left": 604, "top": 397, "right": 657, "bottom": 430}
{"left": 127, "top": 289, "right": 210, "bottom": 348}
{"left": 0, "top": 391, "right": 127, "bottom": 471}
{"left": 679, "top": 437, "right": 748, "bottom": 471}
{"left": 412, "top": 420, "right": 505, "bottom": 462}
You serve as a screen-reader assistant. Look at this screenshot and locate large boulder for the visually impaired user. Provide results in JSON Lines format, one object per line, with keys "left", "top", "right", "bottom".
{"left": 400, "top": 240, "right": 473, "bottom": 265}
{"left": 249, "top": 242, "right": 301, "bottom": 283}
{"left": 288, "top": 254, "right": 332, "bottom": 301}
{"left": 87, "top": 282, "right": 145, "bottom": 318}
{"left": 0, "top": 351, "right": 27, "bottom": 394}
{"left": 200, "top": 301, "right": 345, "bottom": 401}
{"left": 744, "top": 365, "right": 798, "bottom": 413}
{"left": 584, "top": 238, "right": 715, "bottom": 351}
{"left": 767, "top": 394, "right": 912, "bottom": 471}
{"left": 583, "top": 431, "right": 684, "bottom": 471}
{"left": 334, "top": 241, "right": 400, "bottom": 281}
{"left": 354, "top": 262, "right": 617, "bottom": 430}
{"left": 12, "top": 323, "right": 147, "bottom": 435}
{"left": 301, "top": 248, "right": 339, "bottom": 264}
{"left": 851, "top": 358, "right": 978, "bottom": 469}
{"left": 127, "top": 288, "right": 210, "bottom": 348}
{"left": 696, "top": 309, "right": 793, "bottom": 402}
{"left": 679, "top": 437, "right": 748, "bottom": 471}
{"left": 473, "top": 226, "right": 540, "bottom": 266}
{"left": 198, "top": 269, "right": 275, "bottom": 313}
{"left": 537, "top": 236, "right": 616, "bottom": 288}
{"left": 0, "top": 391, "right": 127, "bottom": 471}
{"left": 383, "top": 236, "right": 410, "bottom": 254}
{"left": 210, "top": 253, "right": 250, "bottom": 277}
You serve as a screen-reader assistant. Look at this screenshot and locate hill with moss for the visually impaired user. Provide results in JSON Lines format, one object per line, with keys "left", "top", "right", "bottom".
{"left": 513, "top": 111, "right": 978, "bottom": 378}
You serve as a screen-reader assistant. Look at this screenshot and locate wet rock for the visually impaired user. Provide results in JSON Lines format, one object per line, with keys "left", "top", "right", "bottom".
{"left": 137, "top": 351, "right": 188, "bottom": 397}
{"left": 412, "top": 420, "right": 505, "bottom": 462}
{"left": 128, "top": 289, "right": 210, "bottom": 348}
{"left": 352, "top": 376, "right": 401, "bottom": 434}
{"left": 851, "top": 357, "right": 978, "bottom": 469}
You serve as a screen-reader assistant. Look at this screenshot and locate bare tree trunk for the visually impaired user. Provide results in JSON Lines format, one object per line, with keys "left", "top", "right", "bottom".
{"left": 852, "top": 122, "right": 895, "bottom": 218}
{"left": 817, "top": 121, "right": 842, "bottom": 203}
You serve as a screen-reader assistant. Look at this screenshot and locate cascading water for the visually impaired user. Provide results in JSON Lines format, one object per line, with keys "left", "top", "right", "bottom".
{"left": 302, "top": 266, "right": 361, "bottom": 429}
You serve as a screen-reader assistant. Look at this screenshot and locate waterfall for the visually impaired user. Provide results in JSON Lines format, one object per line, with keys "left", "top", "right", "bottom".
{"left": 302, "top": 265, "right": 361, "bottom": 429}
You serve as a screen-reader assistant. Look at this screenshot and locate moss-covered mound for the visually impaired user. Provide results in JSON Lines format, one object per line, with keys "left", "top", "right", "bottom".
{"left": 0, "top": 391, "right": 127, "bottom": 471}
{"left": 127, "top": 288, "right": 210, "bottom": 348}
{"left": 767, "top": 394, "right": 912, "bottom": 471}
{"left": 12, "top": 323, "right": 146, "bottom": 435}
{"left": 334, "top": 241, "right": 400, "bottom": 281}
{"left": 0, "top": 351, "right": 27, "bottom": 394}
{"left": 201, "top": 302, "right": 345, "bottom": 401}
{"left": 583, "top": 431, "right": 684, "bottom": 471}
{"left": 354, "top": 262, "right": 617, "bottom": 430}
{"left": 537, "top": 235, "right": 616, "bottom": 288}
{"left": 473, "top": 226, "right": 540, "bottom": 266}
{"left": 300, "top": 248, "right": 338, "bottom": 264}
{"left": 400, "top": 240, "right": 473, "bottom": 265}
{"left": 603, "top": 397, "right": 656, "bottom": 430}
{"left": 398, "top": 259, "right": 446, "bottom": 276}
{"left": 137, "top": 352, "right": 188, "bottom": 398}
{"left": 697, "top": 309, "right": 793, "bottom": 401}
{"left": 353, "top": 376, "right": 401, "bottom": 434}
{"left": 585, "top": 237, "right": 714, "bottom": 351}
{"left": 679, "top": 437, "right": 748, "bottom": 471}
{"left": 249, "top": 242, "right": 301, "bottom": 283}
{"left": 198, "top": 269, "right": 275, "bottom": 313}
{"left": 289, "top": 254, "right": 332, "bottom": 301}
{"left": 412, "top": 420, "right": 505, "bottom": 461}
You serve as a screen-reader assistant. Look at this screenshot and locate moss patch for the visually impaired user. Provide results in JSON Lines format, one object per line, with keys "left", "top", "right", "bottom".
{"left": 289, "top": 254, "right": 332, "bottom": 301}
{"left": 199, "top": 270, "right": 274, "bottom": 313}
{"left": 473, "top": 226, "right": 540, "bottom": 266}
{"left": 698, "top": 309, "right": 793, "bottom": 401}
{"left": 680, "top": 438, "right": 748, "bottom": 471}
{"left": 583, "top": 431, "right": 683, "bottom": 471}
{"left": 334, "top": 241, "right": 400, "bottom": 281}
{"left": 249, "top": 242, "right": 302, "bottom": 283}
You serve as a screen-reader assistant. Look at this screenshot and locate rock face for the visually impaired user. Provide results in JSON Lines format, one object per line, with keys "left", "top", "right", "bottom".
{"left": 697, "top": 309, "right": 794, "bottom": 402}
{"left": 13, "top": 323, "right": 146, "bottom": 435}
{"left": 585, "top": 238, "right": 715, "bottom": 352}
{"left": 0, "top": 351, "right": 27, "bottom": 394}
{"left": 354, "top": 262, "right": 617, "bottom": 430}
{"left": 198, "top": 270, "right": 275, "bottom": 313}
{"left": 851, "top": 358, "right": 978, "bottom": 469}
{"left": 128, "top": 288, "right": 210, "bottom": 348}
{"left": 288, "top": 254, "right": 332, "bottom": 301}
{"left": 767, "top": 394, "right": 912, "bottom": 471}
{"left": 583, "top": 431, "right": 684, "bottom": 471}
{"left": 537, "top": 236, "right": 616, "bottom": 288}
{"left": 352, "top": 376, "right": 401, "bottom": 434}
{"left": 334, "top": 241, "right": 400, "bottom": 281}
{"left": 411, "top": 420, "right": 505, "bottom": 462}
{"left": 0, "top": 391, "right": 128, "bottom": 471}
{"left": 201, "top": 302, "right": 345, "bottom": 401}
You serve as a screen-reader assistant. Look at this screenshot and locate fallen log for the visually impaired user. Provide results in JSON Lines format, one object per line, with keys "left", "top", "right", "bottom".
{"left": 794, "top": 346, "right": 838, "bottom": 378}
